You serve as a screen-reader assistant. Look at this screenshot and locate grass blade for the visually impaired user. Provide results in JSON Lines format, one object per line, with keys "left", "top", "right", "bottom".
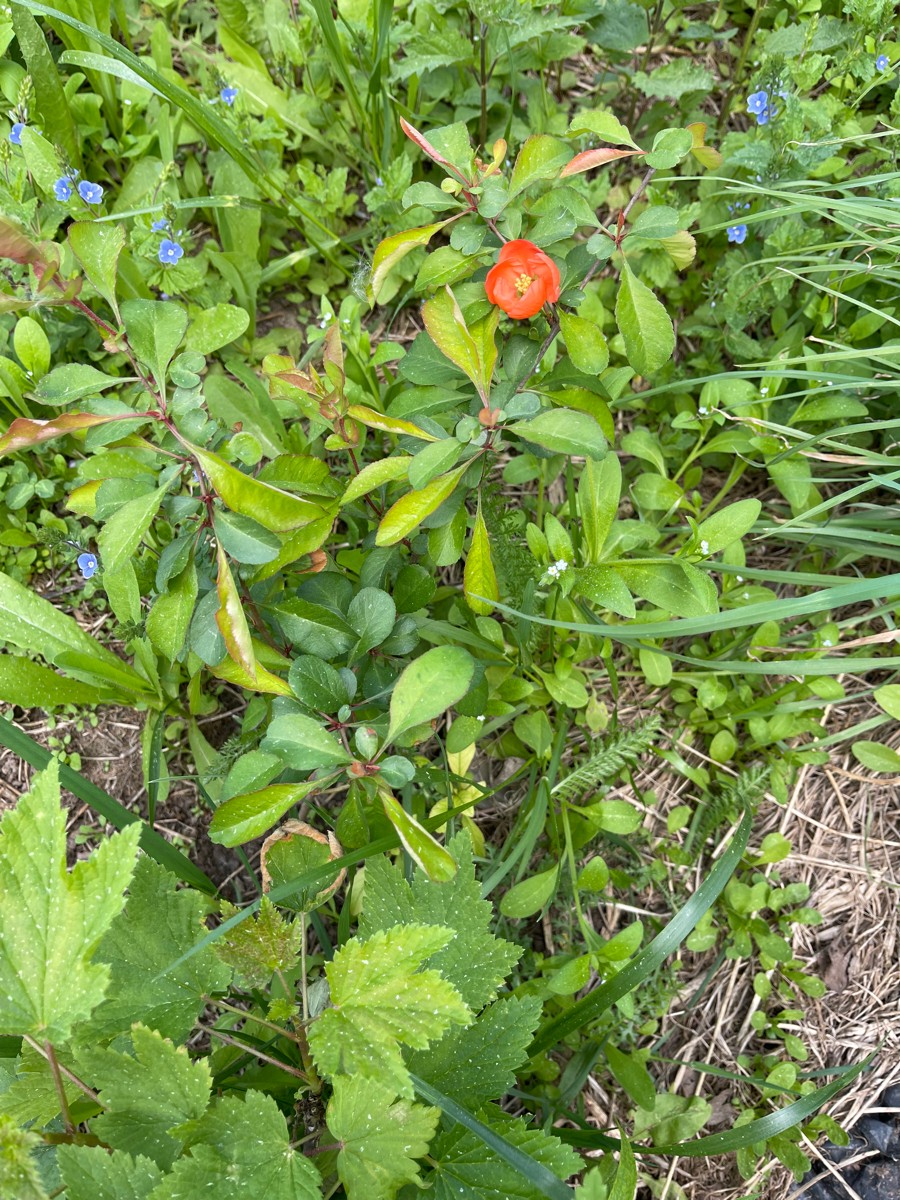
{"left": 529, "top": 808, "right": 753, "bottom": 1056}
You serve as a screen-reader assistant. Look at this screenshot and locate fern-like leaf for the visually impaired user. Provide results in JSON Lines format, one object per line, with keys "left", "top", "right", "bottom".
{"left": 552, "top": 715, "right": 663, "bottom": 802}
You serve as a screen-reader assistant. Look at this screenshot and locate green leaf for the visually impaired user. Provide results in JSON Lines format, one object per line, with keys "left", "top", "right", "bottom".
{"left": 696, "top": 499, "right": 761, "bottom": 554}
{"left": 157, "top": 1090, "right": 322, "bottom": 1199}
{"left": 386, "top": 645, "right": 476, "bottom": 744}
{"left": 288, "top": 656, "right": 353, "bottom": 712}
{"left": 194, "top": 446, "right": 328, "bottom": 532}
{"left": 262, "top": 713, "right": 352, "bottom": 771}
{"left": 348, "top": 586, "right": 397, "bottom": 660}
{"left": 214, "top": 541, "right": 257, "bottom": 681}
{"left": 308, "top": 924, "right": 470, "bottom": 1098}
{"left": 86, "top": 855, "right": 230, "bottom": 1043}
{"left": 851, "top": 741, "right": 900, "bottom": 773}
{"left": 341, "top": 456, "right": 411, "bottom": 507}
{"left": 568, "top": 107, "right": 639, "bottom": 148}
{"left": 559, "top": 310, "right": 609, "bottom": 375}
{"left": 408, "top": 995, "right": 542, "bottom": 1107}
{"left": 0, "top": 717, "right": 213, "bottom": 893}
{"left": 375, "top": 461, "right": 468, "bottom": 546}
{"left": 499, "top": 864, "right": 559, "bottom": 919}
{"left": 145, "top": 561, "right": 197, "bottom": 660}
{"left": 408, "top": 438, "right": 464, "bottom": 490}
{"left": 422, "top": 1101, "right": 580, "bottom": 1200}
{"left": 360, "top": 833, "right": 519, "bottom": 1009}
{"left": 422, "top": 287, "right": 491, "bottom": 397}
{"left": 346, "top": 403, "right": 439, "bottom": 442}
{"left": 381, "top": 791, "right": 460, "bottom": 883}
{"left": 0, "top": 761, "right": 140, "bottom": 1041}
{"left": 464, "top": 499, "right": 499, "bottom": 615}
{"left": 874, "top": 684, "right": 900, "bottom": 720}
{"left": 644, "top": 127, "right": 694, "bottom": 170}
{"left": 371, "top": 222, "right": 453, "bottom": 302}
{"left": 81, "top": 1025, "right": 210, "bottom": 1169}
{"left": 530, "top": 808, "right": 753, "bottom": 1055}
{"left": 326, "top": 1075, "right": 439, "bottom": 1200}
{"left": 633, "top": 60, "right": 714, "bottom": 100}
{"left": 0, "top": 654, "right": 107, "bottom": 708}
{"left": 578, "top": 454, "right": 622, "bottom": 563}
{"left": 509, "top": 135, "right": 572, "bottom": 195}
{"left": 216, "top": 896, "right": 301, "bottom": 988}
{"left": 31, "top": 363, "right": 124, "bottom": 406}
{"left": 615, "top": 261, "right": 675, "bottom": 377}
{"left": 628, "top": 205, "right": 680, "bottom": 240}
{"left": 184, "top": 304, "right": 250, "bottom": 355}
{"left": 0, "top": 1117, "right": 46, "bottom": 1200}
{"left": 57, "top": 1147, "right": 163, "bottom": 1200}
{"left": 507, "top": 409, "right": 607, "bottom": 459}
{"left": 608, "top": 1130, "right": 637, "bottom": 1200}
{"left": 213, "top": 510, "right": 281, "bottom": 565}
{"left": 10, "top": 5, "right": 80, "bottom": 167}
{"left": 209, "top": 781, "right": 319, "bottom": 847}
{"left": 13, "top": 317, "right": 50, "bottom": 377}
{"left": 605, "top": 1044, "right": 656, "bottom": 1111}
{"left": 67, "top": 222, "right": 125, "bottom": 321}
{"left": 120, "top": 300, "right": 188, "bottom": 395}
{"left": 615, "top": 561, "right": 717, "bottom": 619}
{"left": 97, "top": 483, "right": 169, "bottom": 575}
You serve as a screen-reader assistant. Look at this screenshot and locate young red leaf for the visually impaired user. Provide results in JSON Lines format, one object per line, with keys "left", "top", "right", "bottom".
{"left": 560, "top": 147, "right": 645, "bottom": 177}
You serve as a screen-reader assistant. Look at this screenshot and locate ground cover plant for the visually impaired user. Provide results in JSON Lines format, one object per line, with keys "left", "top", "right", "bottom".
{"left": 0, "top": 0, "right": 898, "bottom": 1196}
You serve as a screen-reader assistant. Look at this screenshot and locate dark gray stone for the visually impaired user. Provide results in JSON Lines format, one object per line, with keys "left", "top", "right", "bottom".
{"left": 859, "top": 1117, "right": 895, "bottom": 1155}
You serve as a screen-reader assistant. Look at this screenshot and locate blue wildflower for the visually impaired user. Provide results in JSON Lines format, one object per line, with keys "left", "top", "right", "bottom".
{"left": 77, "top": 552, "right": 98, "bottom": 579}
{"left": 158, "top": 237, "right": 184, "bottom": 265}
{"left": 220, "top": 85, "right": 238, "bottom": 105}
{"left": 78, "top": 180, "right": 104, "bottom": 205}
{"left": 53, "top": 177, "right": 73, "bottom": 201}
{"left": 746, "top": 90, "right": 768, "bottom": 115}
{"left": 9, "top": 122, "right": 24, "bottom": 145}
{"left": 876, "top": 53, "right": 890, "bottom": 71}
{"left": 151, "top": 217, "right": 169, "bottom": 231}
{"left": 727, "top": 224, "right": 748, "bottom": 245}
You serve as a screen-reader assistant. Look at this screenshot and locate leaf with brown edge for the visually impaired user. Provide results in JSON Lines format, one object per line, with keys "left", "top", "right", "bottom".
{"left": 215, "top": 542, "right": 257, "bottom": 683}
{"left": 0, "top": 216, "right": 48, "bottom": 266}
{"left": 400, "top": 117, "right": 453, "bottom": 168}
{"left": 560, "top": 147, "right": 645, "bottom": 177}
{"left": 0, "top": 413, "right": 128, "bottom": 456}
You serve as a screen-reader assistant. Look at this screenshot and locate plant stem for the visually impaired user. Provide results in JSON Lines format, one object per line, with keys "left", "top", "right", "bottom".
{"left": 44, "top": 1041, "right": 75, "bottom": 1133}
{"left": 207, "top": 1029, "right": 310, "bottom": 1081}
{"left": 23, "top": 1036, "right": 101, "bottom": 1106}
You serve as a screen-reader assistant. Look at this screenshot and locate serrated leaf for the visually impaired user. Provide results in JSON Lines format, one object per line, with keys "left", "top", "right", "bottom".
{"left": 375, "top": 461, "right": 468, "bottom": 546}
{"left": 156, "top": 1091, "right": 322, "bottom": 1199}
{"left": 308, "top": 924, "right": 470, "bottom": 1098}
{"left": 81, "top": 1025, "right": 210, "bottom": 1169}
{"left": 57, "top": 1146, "right": 163, "bottom": 1200}
{"left": 86, "top": 856, "right": 231, "bottom": 1044}
{"left": 0, "top": 761, "right": 140, "bottom": 1042}
{"left": 407, "top": 995, "right": 542, "bottom": 1107}
{"left": 386, "top": 645, "right": 476, "bottom": 744}
{"left": 0, "top": 1116, "right": 46, "bottom": 1200}
{"left": 359, "top": 833, "right": 520, "bottom": 1011}
{"left": 326, "top": 1075, "right": 439, "bottom": 1200}
{"left": 615, "top": 261, "right": 675, "bottom": 377}
{"left": 426, "top": 1105, "right": 581, "bottom": 1200}
{"left": 0, "top": 1041, "right": 80, "bottom": 1128}
{"left": 216, "top": 897, "right": 301, "bottom": 987}
{"left": 464, "top": 500, "right": 499, "bottom": 615}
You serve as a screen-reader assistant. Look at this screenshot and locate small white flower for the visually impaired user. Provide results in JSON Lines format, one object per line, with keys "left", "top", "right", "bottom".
{"left": 822, "top": 638, "right": 832, "bottom": 647}
{"left": 826, "top": 380, "right": 833, "bottom": 386}
{"left": 699, "top": 540, "right": 710, "bottom": 555}
{"left": 698, "top": 404, "right": 708, "bottom": 415}
{"left": 476, "top": 714, "right": 486, "bottom": 722}
{"left": 554, "top": 558, "right": 568, "bottom": 573}
{"left": 710, "top": 300, "right": 716, "bottom": 308}
{"left": 123, "top": 98, "right": 132, "bottom": 105}
{"left": 736, "top": 574, "right": 744, "bottom": 582}
{"left": 743, "top": 591, "right": 750, "bottom": 599}
{"left": 760, "top": 386, "right": 769, "bottom": 396}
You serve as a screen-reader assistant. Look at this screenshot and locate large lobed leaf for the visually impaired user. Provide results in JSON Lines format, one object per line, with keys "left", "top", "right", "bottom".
{"left": 0, "top": 761, "right": 141, "bottom": 1043}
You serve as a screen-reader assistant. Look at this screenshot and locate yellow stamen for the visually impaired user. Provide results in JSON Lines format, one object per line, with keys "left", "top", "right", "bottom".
{"left": 514, "top": 272, "right": 534, "bottom": 296}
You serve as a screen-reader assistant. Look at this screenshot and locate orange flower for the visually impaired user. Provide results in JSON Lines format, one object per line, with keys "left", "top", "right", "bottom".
{"left": 485, "top": 239, "right": 561, "bottom": 319}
